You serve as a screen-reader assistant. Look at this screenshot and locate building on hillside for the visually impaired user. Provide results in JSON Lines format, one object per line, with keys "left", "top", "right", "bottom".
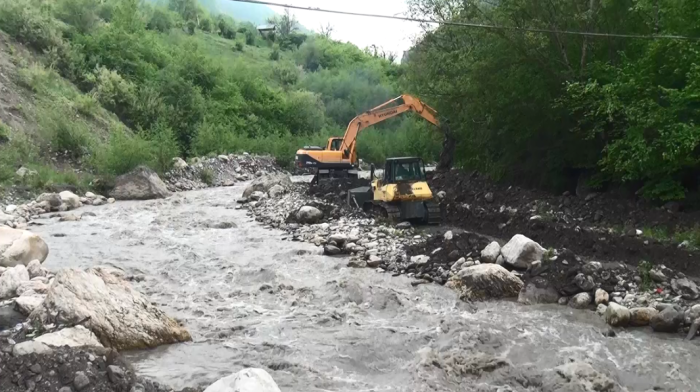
{"left": 257, "top": 24, "right": 276, "bottom": 36}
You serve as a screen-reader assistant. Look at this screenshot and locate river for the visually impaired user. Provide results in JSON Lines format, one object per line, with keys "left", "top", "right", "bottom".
{"left": 32, "top": 183, "right": 699, "bottom": 391}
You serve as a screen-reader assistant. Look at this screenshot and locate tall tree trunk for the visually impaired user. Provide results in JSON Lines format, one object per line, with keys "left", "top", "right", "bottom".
{"left": 580, "top": 0, "right": 596, "bottom": 76}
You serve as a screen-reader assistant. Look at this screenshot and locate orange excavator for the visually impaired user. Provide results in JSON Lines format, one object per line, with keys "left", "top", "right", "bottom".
{"left": 295, "top": 94, "right": 454, "bottom": 180}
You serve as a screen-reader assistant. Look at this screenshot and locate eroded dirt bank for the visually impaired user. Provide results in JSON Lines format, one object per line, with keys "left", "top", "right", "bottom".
{"left": 29, "top": 182, "right": 700, "bottom": 392}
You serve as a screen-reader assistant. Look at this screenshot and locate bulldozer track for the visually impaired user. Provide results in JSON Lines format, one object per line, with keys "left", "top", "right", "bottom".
{"left": 426, "top": 201, "right": 442, "bottom": 225}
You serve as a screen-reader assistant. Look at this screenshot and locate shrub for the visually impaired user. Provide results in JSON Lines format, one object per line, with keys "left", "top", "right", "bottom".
{"left": 92, "top": 127, "right": 153, "bottom": 175}
{"left": 17, "top": 63, "right": 54, "bottom": 93}
{"left": 0, "top": 0, "right": 63, "bottom": 51}
{"left": 146, "top": 122, "right": 181, "bottom": 174}
{"left": 199, "top": 168, "right": 214, "bottom": 185}
{"left": 186, "top": 20, "right": 196, "bottom": 35}
{"left": 74, "top": 93, "right": 99, "bottom": 117}
{"left": 147, "top": 7, "right": 174, "bottom": 33}
{"left": 87, "top": 67, "right": 137, "bottom": 117}
{"left": 269, "top": 47, "right": 280, "bottom": 61}
{"left": 39, "top": 108, "right": 93, "bottom": 159}
{"left": 234, "top": 42, "right": 244, "bottom": 52}
{"left": 0, "top": 121, "right": 10, "bottom": 144}
{"left": 245, "top": 30, "right": 254, "bottom": 45}
{"left": 0, "top": 133, "right": 40, "bottom": 184}
{"left": 200, "top": 17, "right": 212, "bottom": 33}
{"left": 54, "top": 0, "right": 101, "bottom": 33}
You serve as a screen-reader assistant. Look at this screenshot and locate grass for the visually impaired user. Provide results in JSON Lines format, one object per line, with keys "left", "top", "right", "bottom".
{"left": 199, "top": 168, "right": 214, "bottom": 186}
{"left": 640, "top": 225, "right": 700, "bottom": 249}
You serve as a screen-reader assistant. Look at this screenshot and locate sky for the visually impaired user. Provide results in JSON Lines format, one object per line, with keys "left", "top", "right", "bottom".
{"left": 265, "top": 0, "right": 425, "bottom": 56}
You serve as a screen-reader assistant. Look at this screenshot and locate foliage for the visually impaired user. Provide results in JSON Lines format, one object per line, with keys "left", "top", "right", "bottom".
{"left": 147, "top": 7, "right": 174, "bottom": 33}
{"left": 199, "top": 167, "right": 214, "bottom": 185}
{"left": 55, "top": 0, "right": 102, "bottom": 34}
{"left": 38, "top": 107, "right": 93, "bottom": 159}
{"left": 266, "top": 9, "right": 298, "bottom": 37}
{"left": 638, "top": 260, "right": 654, "bottom": 291}
{"left": 404, "top": 0, "right": 700, "bottom": 200}
{"left": 0, "top": 0, "right": 63, "bottom": 51}
{"left": 92, "top": 127, "right": 153, "bottom": 175}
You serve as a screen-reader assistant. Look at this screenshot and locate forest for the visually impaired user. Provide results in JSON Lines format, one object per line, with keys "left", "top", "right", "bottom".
{"left": 0, "top": 0, "right": 699, "bottom": 203}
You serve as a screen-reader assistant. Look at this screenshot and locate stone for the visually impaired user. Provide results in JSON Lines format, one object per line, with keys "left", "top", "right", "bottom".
{"left": 557, "top": 297, "right": 568, "bottom": 306}
{"left": 218, "top": 155, "right": 230, "bottom": 162}
{"left": 59, "top": 191, "right": 82, "bottom": 210}
{"left": 249, "top": 191, "right": 266, "bottom": 201}
{"left": 594, "top": 289, "right": 609, "bottom": 305}
{"left": 547, "top": 362, "right": 617, "bottom": 391}
{"left": 204, "top": 368, "right": 281, "bottom": 392}
{"left": 574, "top": 273, "right": 596, "bottom": 291}
{"left": 443, "top": 231, "right": 453, "bottom": 241}
{"left": 324, "top": 245, "right": 341, "bottom": 256}
{"left": 650, "top": 307, "right": 683, "bottom": 333}
{"left": 437, "top": 191, "right": 446, "bottom": 201}
{"left": 410, "top": 255, "right": 430, "bottom": 266}
{"left": 650, "top": 269, "right": 667, "bottom": 283}
{"left": 37, "top": 193, "right": 62, "bottom": 208}
{"left": 480, "top": 242, "right": 501, "bottom": 264}
{"left": 35, "top": 325, "right": 104, "bottom": 348}
{"left": 455, "top": 264, "right": 523, "bottom": 301}
{"left": 685, "top": 304, "right": 700, "bottom": 325}
{"left": 347, "top": 259, "right": 367, "bottom": 268}
{"left": 367, "top": 255, "right": 382, "bottom": 268}
{"left": 396, "top": 222, "right": 411, "bottom": 229}
{"left": 0, "top": 227, "right": 49, "bottom": 267}
{"left": 242, "top": 173, "right": 292, "bottom": 199}
{"left": 296, "top": 206, "right": 323, "bottom": 224}
{"left": 108, "top": 365, "right": 126, "bottom": 384}
{"left": 107, "top": 198, "right": 115, "bottom": 204}
{"left": 518, "top": 280, "right": 560, "bottom": 305}
{"left": 13, "top": 340, "right": 53, "bottom": 356}
{"left": 27, "top": 259, "right": 46, "bottom": 278}
{"left": 0, "top": 212, "right": 14, "bottom": 225}
{"left": 629, "top": 307, "right": 658, "bottom": 327}
{"left": 500, "top": 234, "right": 545, "bottom": 269}
{"left": 596, "top": 304, "right": 607, "bottom": 316}
{"left": 484, "top": 192, "right": 494, "bottom": 203}
{"left": 60, "top": 213, "right": 81, "bottom": 222}
{"left": 268, "top": 185, "right": 285, "bottom": 198}
{"left": 15, "top": 294, "right": 45, "bottom": 315}
{"left": 30, "top": 267, "right": 191, "bottom": 350}
{"left": 85, "top": 192, "right": 96, "bottom": 198}
{"left": 5, "top": 204, "right": 16, "bottom": 213}
{"left": 92, "top": 198, "right": 105, "bottom": 206}
{"left": 568, "top": 292, "right": 591, "bottom": 309}
{"left": 16, "top": 166, "right": 37, "bottom": 178}
{"left": 670, "top": 278, "right": 700, "bottom": 300}
{"left": 328, "top": 234, "right": 347, "bottom": 247}
{"left": 604, "top": 303, "right": 630, "bottom": 327}
{"left": 74, "top": 371, "right": 90, "bottom": 391}
{"left": 0, "top": 264, "right": 29, "bottom": 299}
{"left": 58, "top": 387, "right": 72, "bottom": 392}
{"left": 110, "top": 166, "right": 171, "bottom": 200}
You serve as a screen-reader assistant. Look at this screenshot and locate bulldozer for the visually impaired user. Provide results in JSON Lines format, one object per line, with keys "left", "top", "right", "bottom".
{"left": 295, "top": 94, "right": 455, "bottom": 182}
{"left": 347, "top": 157, "right": 441, "bottom": 225}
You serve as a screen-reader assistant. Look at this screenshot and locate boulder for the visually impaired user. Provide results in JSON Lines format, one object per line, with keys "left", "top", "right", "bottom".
{"left": 59, "top": 191, "right": 82, "bottom": 210}
{"left": 455, "top": 264, "right": 523, "bottom": 301}
{"left": 30, "top": 267, "right": 191, "bottom": 350}
{"left": 172, "top": 157, "right": 188, "bottom": 169}
{"left": 604, "top": 303, "right": 630, "bottom": 327}
{"left": 249, "top": 191, "right": 266, "bottom": 201}
{"left": 16, "top": 166, "right": 37, "bottom": 178}
{"left": 568, "top": 292, "right": 591, "bottom": 309}
{"left": 367, "top": 255, "right": 382, "bottom": 268}
{"left": 16, "top": 279, "right": 49, "bottom": 295}
{"left": 650, "top": 307, "right": 683, "bottom": 333}
{"left": 630, "top": 307, "right": 658, "bottom": 327}
{"left": 242, "top": 173, "right": 292, "bottom": 199}
{"left": 15, "top": 294, "right": 45, "bottom": 315}
{"left": 36, "top": 193, "right": 62, "bottom": 209}
{"left": 110, "top": 166, "right": 171, "bottom": 200}
{"left": 0, "top": 212, "right": 14, "bottom": 225}
{"left": 204, "top": 368, "right": 281, "bottom": 392}
{"left": 500, "top": 234, "right": 545, "bottom": 269}
{"left": 411, "top": 255, "right": 430, "bottom": 266}
{"left": 518, "top": 278, "right": 559, "bottom": 305}
{"left": 27, "top": 259, "right": 46, "bottom": 278}
{"left": 685, "top": 304, "right": 700, "bottom": 325}
{"left": 296, "top": 206, "right": 323, "bottom": 224}
{"left": 443, "top": 231, "right": 453, "bottom": 241}
{"left": 574, "top": 273, "right": 596, "bottom": 291}
{"left": 594, "top": 289, "right": 609, "bottom": 306}
{"left": 35, "top": 325, "right": 104, "bottom": 348}
{"left": 0, "top": 227, "right": 49, "bottom": 267}
{"left": 0, "top": 264, "right": 30, "bottom": 299}
{"left": 323, "top": 245, "right": 341, "bottom": 256}
{"left": 268, "top": 185, "right": 285, "bottom": 198}
{"left": 545, "top": 362, "right": 619, "bottom": 392}
{"left": 670, "top": 278, "right": 700, "bottom": 300}
{"left": 328, "top": 234, "right": 347, "bottom": 247}
{"left": 480, "top": 242, "right": 501, "bottom": 264}
{"left": 13, "top": 341, "right": 53, "bottom": 356}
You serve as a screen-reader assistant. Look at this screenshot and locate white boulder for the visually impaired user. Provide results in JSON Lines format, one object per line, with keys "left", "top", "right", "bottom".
{"left": 13, "top": 341, "right": 53, "bottom": 356}
{"left": 172, "top": 157, "right": 188, "bottom": 169}
{"left": 296, "top": 206, "right": 323, "bottom": 224}
{"left": 59, "top": 191, "right": 82, "bottom": 210}
{"left": 0, "top": 264, "right": 30, "bottom": 299}
{"left": 15, "top": 294, "right": 45, "bottom": 315}
{"left": 204, "top": 368, "right": 281, "bottom": 392}
{"left": 568, "top": 292, "right": 591, "bottom": 309}
{"left": 0, "top": 227, "right": 49, "bottom": 267}
{"left": 35, "top": 325, "right": 104, "bottom": 348}
{"left": 594, "top": 289, "right": 609, "bottom": 306}
{"left": 455, "top": 264, "right": 523, "bottom": 301}
{"left": 605, "top": 303, "right": 631, "bottom": 327}
{"left": 268, "top": 185, "right": 285, "bottom": 198}
{"left": 500, "top": 234, "right": 545, "bottom": 269}
{"left": 30, "top": 267, "right": 191, "bottom": 350}
{"left": 480, "top": 241, "right": 501, "bottom": 264}
{"left": 242, "top": 173, "right": 292, "bottom": 199}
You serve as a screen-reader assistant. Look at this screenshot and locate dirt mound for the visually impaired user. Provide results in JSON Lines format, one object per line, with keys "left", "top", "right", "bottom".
{"left": 308, "top": 177, "right": 369, "bottom": 204}
{"left": 429, "top": 170, "right": 699, "bottom": 276}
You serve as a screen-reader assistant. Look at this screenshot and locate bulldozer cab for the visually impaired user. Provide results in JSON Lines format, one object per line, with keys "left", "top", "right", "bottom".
{"left": 384, "top": 158, "right": 426, "bottom": 183}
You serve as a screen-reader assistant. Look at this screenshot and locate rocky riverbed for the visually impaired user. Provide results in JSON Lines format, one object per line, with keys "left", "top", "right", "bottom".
{"left": 2, "top": 159, "right": 700, "bottom": 391}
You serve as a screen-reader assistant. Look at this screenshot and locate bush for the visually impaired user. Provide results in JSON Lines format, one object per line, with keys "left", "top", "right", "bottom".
{"left": 245, "top": 30, "right": 254, "bottom": 45}
{"left": 269, "top": 47, "right": 280, "bottom": 61}
{"left": 0, "top": 0, "right": 63, "bottom": 51}
{"left": 38, "top": 108, "right": 93, "bottom": 159}
{"left": 200, "top": 17, "right": 212, "bottom": 33}
{"left": 199, "top": 168, "right": 214, "bottom": 185}
{"left": 272, "top": 62, "right": 300, "bottom": 87}
{"left": 192, "top": 121, "right": 237, "bottom": 156}
{"left": 234, "top": 42, "right": 244, "bottom": 52}
{"left": 146, "top": 122, "right": 181, "bottom": 173}
{"left": 54, "top": 0, "right": 101, "bottom": 34}
{"left": 74, "top": 93, "right": 99, "bottom": 117}
{"left": 186, "top": 20, "right": 196, "bottom": 35}
{"left": 87, "top": 67, "right": 137, "bottom": 118}
{"left": 17, "top": 63, "right": 55, "bottom": 93}
{"left": 0, "top": 121, "right": 9, "bottom": 144}
{"left": 147, "top": 7, "right": 174, "bottom": 33}
{"left": 92, "top": 127, "right": 153, "bottom": 175}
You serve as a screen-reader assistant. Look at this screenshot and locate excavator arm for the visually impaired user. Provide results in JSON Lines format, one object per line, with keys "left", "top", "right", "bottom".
{"left": 338, "top": 95, "right": 440, "bottom": 162}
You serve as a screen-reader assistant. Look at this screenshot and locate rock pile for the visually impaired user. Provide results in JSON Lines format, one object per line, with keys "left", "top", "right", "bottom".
{"left": 1, "top": 191, "right": 114, "bottom": 230}
{"left": 165, "top": 154, "right": 282, "bottom": 192}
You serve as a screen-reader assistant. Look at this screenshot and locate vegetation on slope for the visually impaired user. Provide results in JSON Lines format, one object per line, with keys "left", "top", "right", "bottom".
{"left": 0, "top": 0, "right": 441, "bottom": 196}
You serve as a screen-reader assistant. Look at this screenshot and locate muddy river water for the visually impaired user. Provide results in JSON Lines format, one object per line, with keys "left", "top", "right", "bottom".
{"left": 32, "top": 183, "right": 699, "bottom": 391}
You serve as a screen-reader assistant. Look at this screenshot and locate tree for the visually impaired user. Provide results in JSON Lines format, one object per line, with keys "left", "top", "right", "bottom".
{"left": 147, "top": 7, "right": 174, "bottom": 33}
{"left": 320, "top": 23, "right": 333, "bottom": 38}
{"left": 267, "top": 8, "right": 298, "bottom": 37}
{"left": 200, "top": 17, "right": 212, "bottom": 33}
{"left": 168, "top": 0, "right": 200, "bottom": 22}
{"left": 55, "top": 0, "right": 101, "bottom": 34}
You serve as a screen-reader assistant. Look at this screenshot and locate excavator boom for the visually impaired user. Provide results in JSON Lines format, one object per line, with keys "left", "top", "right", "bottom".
{"left": 295, "top": 94, "right": 451, "bottom": 178}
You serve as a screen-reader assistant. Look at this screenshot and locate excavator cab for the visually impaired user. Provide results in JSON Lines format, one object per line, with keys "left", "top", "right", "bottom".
{"left": 328, "top": 138, "right": 343, "bottom": 151}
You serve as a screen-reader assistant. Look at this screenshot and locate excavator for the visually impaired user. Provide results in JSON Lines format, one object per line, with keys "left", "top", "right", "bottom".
{"left": 296, "top": 94, "right": 455, "bottom": 225}
{"left": 295, "top": 94, "right": 454, "bottom": 180}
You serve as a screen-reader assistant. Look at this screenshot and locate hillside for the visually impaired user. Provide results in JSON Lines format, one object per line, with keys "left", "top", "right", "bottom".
{"left": 202, "top": 0, "right": 276, "bottom": 25}
{"left": 0, "top": 0, "right": 437, "bottom": 200}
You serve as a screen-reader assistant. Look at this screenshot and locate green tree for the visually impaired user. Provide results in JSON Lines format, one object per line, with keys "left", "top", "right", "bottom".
{"left": 147, "top": 7, "right": 174, "bottom": 33}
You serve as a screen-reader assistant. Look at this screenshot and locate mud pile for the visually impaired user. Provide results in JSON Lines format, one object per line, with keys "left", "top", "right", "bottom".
{"left": 429, "top": 170, "right": 699, "bottom": 275}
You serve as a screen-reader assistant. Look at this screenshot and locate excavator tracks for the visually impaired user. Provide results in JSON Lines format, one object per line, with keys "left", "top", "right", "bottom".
{"left": 367, "top": 201, "right": 441, "bottom": 225}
